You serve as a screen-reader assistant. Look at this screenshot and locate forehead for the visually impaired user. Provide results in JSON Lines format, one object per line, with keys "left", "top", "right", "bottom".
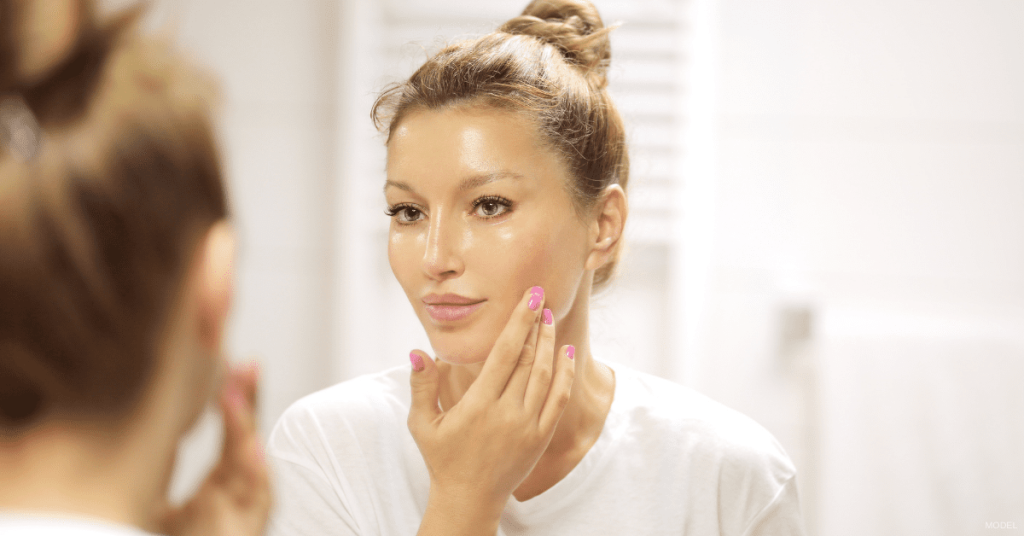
{"left": 386, "top": 106, "right": 566, "bottom": 184}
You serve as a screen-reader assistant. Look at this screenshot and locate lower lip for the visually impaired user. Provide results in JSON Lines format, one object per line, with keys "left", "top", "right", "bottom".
{"left": 424, "top": 302, "right": 485, "bottom": 322}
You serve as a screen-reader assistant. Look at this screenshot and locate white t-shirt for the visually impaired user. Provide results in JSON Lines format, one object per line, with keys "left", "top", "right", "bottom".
{"left": 267, "top": 361, "right": 805, "bottom": 536}
{"left": 0, "top": 514, "right": 157, "bottom": 536}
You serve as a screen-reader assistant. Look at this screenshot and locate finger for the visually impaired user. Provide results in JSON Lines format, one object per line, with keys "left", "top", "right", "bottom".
{"left": 538, "top": 345, "right": 576, "bottom": 433}
{"left": 220, "top": 364, "right": 269, "bottom": 487}
{"left": 407, "top": 350, "right": 441, "bottom": 437}
{"left": 524, "top": 309, "right": 556, "bottom": 412}
{"left": 219, "top": 371, "right": 258, "bottom": 467}
{"left": 222, "top": 367, "right": 273, "bottom": 509}
{"left": 237, "top": 360, "right": 260, "bottom": 410}
{"left": 205, "top": 375, "right": 265, "bottom": 515}
{"left": 220, "top": 361, "right": 259, "bottom": 438}
{"left": 500, "top": 305, "right": 543, "bottom": 400}
{"left": 470, "top": 286, "right": 545, "bottom": 399}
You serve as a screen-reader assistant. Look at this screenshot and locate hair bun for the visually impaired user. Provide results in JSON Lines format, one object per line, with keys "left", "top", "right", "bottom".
{"left": 500, "top": 0, "right": 614, "bottom": 87}
{"left": 1, "top": 0, "right": 93, "bottom": 93}
{"left": 1, "top": 0, "right": 143, "bottom": 127}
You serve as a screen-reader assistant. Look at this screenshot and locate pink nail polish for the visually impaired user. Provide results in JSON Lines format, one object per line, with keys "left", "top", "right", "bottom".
{"left": 409, "top": 352, "right": 424, "bottom": 372}
{"left": 529, "top": 286, "right": 544, "bottom": 310}
{"left": 566, "top": 345, "right": 575, "bottom": 360}
{"left": 542, "top": 308, "right": 553, "bottom": 325}
{"left": 227, "top": 387, "right": 246, "bottom": 410}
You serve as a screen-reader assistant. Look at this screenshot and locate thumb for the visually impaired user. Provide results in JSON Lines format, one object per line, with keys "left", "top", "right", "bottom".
{"left": 407, "top": 350, "right": 441, "bottom": 433}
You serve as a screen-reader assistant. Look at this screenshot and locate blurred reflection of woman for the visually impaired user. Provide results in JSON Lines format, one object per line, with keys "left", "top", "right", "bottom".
{"left": 0, "top": 1, "right": 269, "bottom": 535}
{"left": 268, "top": 1, "right": 805, "bottom": 535}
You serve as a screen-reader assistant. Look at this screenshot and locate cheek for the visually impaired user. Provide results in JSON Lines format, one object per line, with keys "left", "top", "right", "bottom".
{"left": 469, "top": 218, "right": 585, "bottom": 312}
{"left": 539, "top": 222, "right": 589, "bottom": 315}
{"left": 388, "top": 227, "right": 423, "bottom": 291}
{"left": 470, "top": 225, "right": 542, "bottom": 289}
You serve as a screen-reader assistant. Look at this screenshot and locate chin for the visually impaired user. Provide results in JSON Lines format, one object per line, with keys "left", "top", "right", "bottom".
{"left": 428, "top": 333, "right": 492, "bottom": 366}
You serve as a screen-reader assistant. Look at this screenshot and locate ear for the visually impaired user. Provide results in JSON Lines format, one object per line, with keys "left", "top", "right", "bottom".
{"left": 584, "top": 184, "right": 627, "bottom": 272}
{"left": 195, "top": 221, "right": 236, "bottom": 352}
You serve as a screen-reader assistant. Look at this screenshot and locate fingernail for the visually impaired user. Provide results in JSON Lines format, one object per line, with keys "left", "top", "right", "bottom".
{"left": 542, "top": 308, "right": 553, "bottom": 325}
{"left": 566, "top": 345, "right": 575, "bottom": 360}
{"left": 409, "top": 352, "right": 425, "bottom": 372}
{"left": 529, "top": 286, "right": 544, "bottom": 310}
{"left": 226, "top": 385, "right": 246, "bottom": 410}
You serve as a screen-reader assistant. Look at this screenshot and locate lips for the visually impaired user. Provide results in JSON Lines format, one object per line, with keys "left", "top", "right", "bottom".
{"left": 422, "top": 293, "right": 486, "bottom": 322}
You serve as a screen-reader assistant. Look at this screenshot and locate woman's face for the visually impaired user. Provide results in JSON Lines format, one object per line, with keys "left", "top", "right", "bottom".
{"left": 385, "top": 107, "right": 591, "bottom": 364}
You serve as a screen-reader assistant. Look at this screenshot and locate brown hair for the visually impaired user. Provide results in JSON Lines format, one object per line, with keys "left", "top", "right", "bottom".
{"left": 372, "top": 0, "right": 629, "bottom": 290}
{"left": 0, "top": 0, "right": 227, "bottom": 431}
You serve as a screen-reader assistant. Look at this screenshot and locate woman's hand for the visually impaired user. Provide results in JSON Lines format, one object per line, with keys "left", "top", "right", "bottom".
{"left": 159, "top": 363, "right": 272, "bottom": 536}
{"left": 407, "top": 286, "right": 576, "bottom": 536}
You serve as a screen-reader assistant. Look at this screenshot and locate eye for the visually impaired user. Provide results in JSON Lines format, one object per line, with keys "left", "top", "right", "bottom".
{"left": 472, "top": 196, "right": 513, "bottom": 219}
{"left": 385, "top": 203, "right": 425, "bottom": 224}
{"left": 479, "top": 201, "right": 502, "bottom": 216}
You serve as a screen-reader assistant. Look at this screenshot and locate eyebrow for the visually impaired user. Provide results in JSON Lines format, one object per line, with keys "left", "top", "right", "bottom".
{"left": 384, "top": 171, "right": 525, "bottom": 194}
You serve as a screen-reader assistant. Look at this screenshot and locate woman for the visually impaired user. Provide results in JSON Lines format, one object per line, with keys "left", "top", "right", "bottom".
{"left": 268, "top": 0, "right": 805, "bottom": 535}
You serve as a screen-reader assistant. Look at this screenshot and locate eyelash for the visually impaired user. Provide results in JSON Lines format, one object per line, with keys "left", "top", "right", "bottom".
{"left": 384, "top": 203, "right": 423, "bottom": 224}
{"left": 384, "top": 196, "right": 514, "bottom": 224}
{"left": 472, "top": 195, "right": 514, "bottom": 219}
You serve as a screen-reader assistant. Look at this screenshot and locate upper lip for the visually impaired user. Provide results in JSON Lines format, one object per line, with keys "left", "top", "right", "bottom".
{"left": 422, "top": 293, "right": 485, "bottom": 306}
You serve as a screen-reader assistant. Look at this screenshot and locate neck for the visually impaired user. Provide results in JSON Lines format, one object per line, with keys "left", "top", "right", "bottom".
{"left": 0, "top": 414, "right": 177, "bottom": 529}
{"left": 0, "top": 345, "right": 200, "bottom": 531}
{"left": 439, "top": 280, "right": 615, "bottom": 457}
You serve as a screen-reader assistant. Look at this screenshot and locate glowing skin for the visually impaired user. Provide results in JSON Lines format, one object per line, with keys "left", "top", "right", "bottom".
{"left": 385, "top": 107, "right": 590, "bottom": 366}
{"left": 385, "top": 106, "right": 623, "bottom": 501}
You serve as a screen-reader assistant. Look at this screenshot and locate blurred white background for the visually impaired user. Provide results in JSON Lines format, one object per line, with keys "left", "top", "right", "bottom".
{"left": 110, "top": 0, "right": 1024, "bottom": 534}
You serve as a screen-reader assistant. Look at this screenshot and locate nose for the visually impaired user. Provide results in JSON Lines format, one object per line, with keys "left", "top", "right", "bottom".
{"left": 422, "top": 208, "right": 465, "bottom": 281}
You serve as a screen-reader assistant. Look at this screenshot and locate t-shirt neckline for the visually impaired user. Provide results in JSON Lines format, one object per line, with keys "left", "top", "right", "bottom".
{"left": 502, "top": 360, "right": 631, "bottom": 520}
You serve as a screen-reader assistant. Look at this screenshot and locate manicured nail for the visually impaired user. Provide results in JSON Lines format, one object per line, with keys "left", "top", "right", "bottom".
{"left": 409, "top": 352, "right": 424, "bottom": 372}
{"left": 529, "top": 286, "right": 544, "bottom": 310}
{"left": 226, "top": 384, "right": 246, "bottom": 410}
{"left": 566, "top": 345, "right": 575, "bottom": 360}
{"left": 542, "top": 308, "right": 553, "bottom": 325}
